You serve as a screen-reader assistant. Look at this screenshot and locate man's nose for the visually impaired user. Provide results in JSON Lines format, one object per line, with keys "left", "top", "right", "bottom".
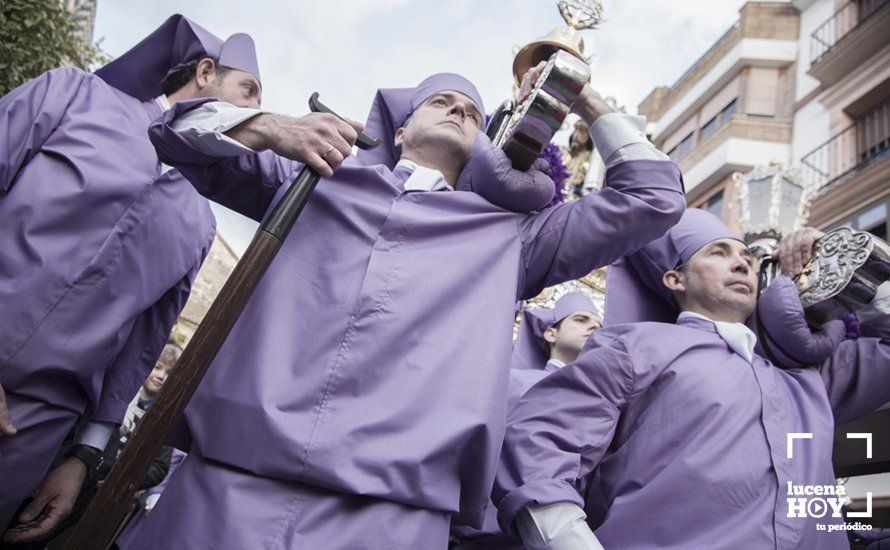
{"left": 449, "top": 102, "right": 467, "bottom": 120}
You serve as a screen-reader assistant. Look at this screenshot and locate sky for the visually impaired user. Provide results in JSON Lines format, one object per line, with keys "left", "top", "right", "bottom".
{"left": 94, "top": 0, "right": 749, "bottom": 254}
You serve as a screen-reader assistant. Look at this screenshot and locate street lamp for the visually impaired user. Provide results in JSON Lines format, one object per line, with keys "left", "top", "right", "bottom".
{"left": 734, "top": 163, "right": 816, "bottom": 244}
{"left": 734, "top": 163, "right": 889, "bottom": 325}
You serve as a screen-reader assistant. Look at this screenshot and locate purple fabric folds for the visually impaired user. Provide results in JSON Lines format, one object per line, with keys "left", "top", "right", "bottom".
{"left": 495, "top": 207, "right": 890, "bottom": 548}
{"left": 95, "top": 14, "right": 261, "bottom": 101}
{"left": 0, "top": 65, "right": 214, "bottom": 524}
{"left": 752, "top": 276, "right": 848, "bottom": 368}
{"left": 138, "top": 72, "right": 686, "bottom": 543}
{"left": 455, "top": 133, "right": 556, "bottom": 212}
{"left": 121, "top": 453, "right": 452, "bottom": 550}
{"left": 495, "top": 315, "right": 890, "bottom": 549}
{"left": 0, "top": 68, "right": 214, "bottom": 421}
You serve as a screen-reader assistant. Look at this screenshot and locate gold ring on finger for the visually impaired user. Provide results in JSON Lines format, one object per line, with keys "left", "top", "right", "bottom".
{"left": 323, "top": 145, "right": 336, "bottom": 158}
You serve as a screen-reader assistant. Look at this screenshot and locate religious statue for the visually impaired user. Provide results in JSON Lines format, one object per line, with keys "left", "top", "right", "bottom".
{"left": 560, "top": 118, "right": 594, "bottom": 199}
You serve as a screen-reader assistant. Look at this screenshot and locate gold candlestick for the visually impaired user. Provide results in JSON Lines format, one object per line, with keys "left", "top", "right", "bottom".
{"left": 512, "top": 0, "right": 604, "bottom": 85}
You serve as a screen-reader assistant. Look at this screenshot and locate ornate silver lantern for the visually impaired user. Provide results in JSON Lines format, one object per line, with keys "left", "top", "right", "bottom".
{"left": 735, "top": 164, "right": 890, "bottom": 325}
{"left": 734, "top": 163, "right": 816, "bottom": 244}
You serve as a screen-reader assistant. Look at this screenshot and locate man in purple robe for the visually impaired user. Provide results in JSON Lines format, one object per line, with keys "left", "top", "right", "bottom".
{"left": 454, "top": 292, "right": 600, "bottom": 549}
{"left": 0, "top": 14, "right": 277, "bottom": 542}
{"left": 510, "top": 292, "right": 601, "bottom": 409}
{"left": 494, "top": 209, "right": 889, "bottom": 549}
{"left": 125, "top": 68, "right": 686, "bottom": 549}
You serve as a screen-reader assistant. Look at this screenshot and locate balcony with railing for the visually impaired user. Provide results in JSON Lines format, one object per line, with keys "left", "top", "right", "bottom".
{"left": 800, "top": 99, "right": 890, "bottom": 192}
{"left": 808, "top": 0, "right": 889, "bottom": 84}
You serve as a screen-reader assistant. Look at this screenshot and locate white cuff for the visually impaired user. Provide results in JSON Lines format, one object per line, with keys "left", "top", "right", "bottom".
{"left": 74, "top": 420, "right": 115, "bottom": 450}
{"left": 516, "top": 503, "right": 604, "bottom": 550}
{"left": 589, "top": 112, "right": 668, "bottom": 168}
{"left": 144, "top": 493, "right": 161, "bottom": 510}
{"left": 171, "top": 100, "right": 263, "bottom": 156}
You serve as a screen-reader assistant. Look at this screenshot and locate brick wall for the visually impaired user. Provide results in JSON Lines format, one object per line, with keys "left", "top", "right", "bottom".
{"left": 739, "top": 2, "right": 800, "bottom": 40}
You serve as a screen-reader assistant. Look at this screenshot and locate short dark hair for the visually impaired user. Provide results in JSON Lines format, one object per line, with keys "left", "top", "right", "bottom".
{"left": 157, "top": 343, "right": 183, "bottom": 367}
{"left": 160, "top": 56, "right": 231, "bottom": 96}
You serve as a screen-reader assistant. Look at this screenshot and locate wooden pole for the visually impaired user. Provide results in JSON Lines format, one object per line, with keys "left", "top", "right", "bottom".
{"left": 64, "top": 94, "right": 379, "bottom": 549}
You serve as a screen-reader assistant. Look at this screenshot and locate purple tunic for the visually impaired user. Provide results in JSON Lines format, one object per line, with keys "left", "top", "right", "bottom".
{"left": 0, "top": 68, "right": 214, "bottom": 424}
{"left": 449, "top": 363, "right": 561, "bottom": 549}
{"left": 0, "top": 67, "right": 214, "bottom": 528}
{"left": 126, "top": 452, "right": 453, "bottom": 549}
{"left": 495, "top": 306, "right": 890, "bottom": 549}
{"left": 114, "top": 449, "right": 187, "bottom": 548}
{"left": 454, "top": 293, "right": 596, "bottom": 547}
{"left": 145, "top": 96, "right": 685, "bottom": 532}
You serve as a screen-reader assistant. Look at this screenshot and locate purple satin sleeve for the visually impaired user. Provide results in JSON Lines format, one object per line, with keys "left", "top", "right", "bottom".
{"left": 819, "top": 319, "right": 890, "bottom": 425}
{"left": 148, "top": 99, "right": 300, "bottom": 221}
{"left": 517, "top": 159, "right": 685, "bottom": 299}
{"left": 455, "top": 132, "right": 555, "bottom": 212}
{"left": 90, "top": 232, "right": 213, "bottom": 424}
{"left": 860, "top": 314, "right": 890, "bottom": 339}
{"left": 0, "top": 67, "right": 87, "bottom": 192}
{"left": 753, "top": 276, "right": 847, "bottom": 368}
{"left": 494, "top": 333, "right": 633, "bottom": 533}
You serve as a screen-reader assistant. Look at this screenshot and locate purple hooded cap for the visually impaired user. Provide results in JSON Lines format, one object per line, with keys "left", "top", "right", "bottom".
{"left": 94, "top": 14, "right": 261, "bottom": 101}
{"left": 513, "top": 292, "right": 598, "bottom": 371}
{"left": 358, "top": 73, "right": 485, "bottom": 169}
{"left": 604, "top": 209, "right": 743, "bottom": 325}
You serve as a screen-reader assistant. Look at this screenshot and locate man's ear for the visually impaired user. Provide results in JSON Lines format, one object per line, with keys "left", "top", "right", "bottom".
{"left": 663, "top": 269, "right": 686, "bottom": 294}
{"left": 393, "top": 127, "right": 405, "bottom": 150}
{"left": 195, "top": 58, "right": 217, "bottom": 90}
{"left": 543, "top": 326, "right": 558, "bottom": 345}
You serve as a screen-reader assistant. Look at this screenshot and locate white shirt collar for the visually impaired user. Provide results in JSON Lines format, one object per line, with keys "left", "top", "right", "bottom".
{"left": 153, "top": 95, "right": 175, "bottom": 174}
{"left": 395, "top": 159, "right": 451, "bottom": 192}
{"left": 155, "top": 95, "right": 172, "bottom": 111}
{"left": 678, "top": 311, "right": 757, "bottom": 364}
{"left": 545, "top": 358, "right": 566, "bottom": 371}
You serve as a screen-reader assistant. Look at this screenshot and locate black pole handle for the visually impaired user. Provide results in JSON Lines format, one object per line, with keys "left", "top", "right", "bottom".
{"left": 309, "top": 92, "right": 381, "bottom": 150}
{"left": 260, "top": 93, "right": 380, "bottom": 240}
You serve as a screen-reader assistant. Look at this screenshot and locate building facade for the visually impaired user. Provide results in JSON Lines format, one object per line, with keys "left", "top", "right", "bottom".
{"left": 638, "top": 0, "right": 888, "bottom": 240}
{"left": 62, "top": 0, "right": 97, "bottom": 46}
{"left": 169, "top": 234, "right": 240, "bottom": 347}
{"left": 795, "top": 0, "right": 888, "bottom": 239}
{"left": 639, "top": 2, "right": 800, "bottom": 231}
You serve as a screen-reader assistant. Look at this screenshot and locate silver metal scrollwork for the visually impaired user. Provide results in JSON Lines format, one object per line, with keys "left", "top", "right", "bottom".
{"left": 798, "top": 227, "right": 890, "bottom": 325}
